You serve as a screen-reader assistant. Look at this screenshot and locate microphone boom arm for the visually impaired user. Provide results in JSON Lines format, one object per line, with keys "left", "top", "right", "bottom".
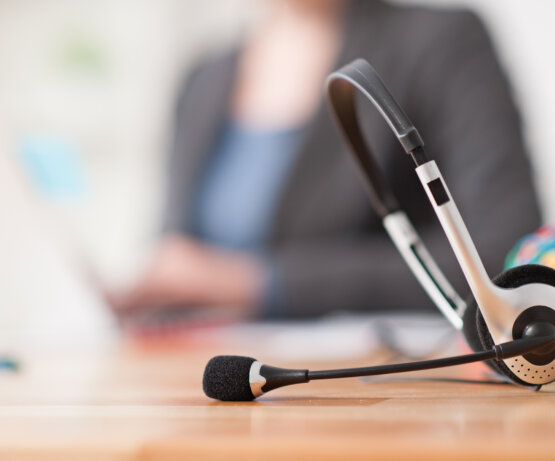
{"left": 308, "top": 335, "right": 553, "bottom": 381}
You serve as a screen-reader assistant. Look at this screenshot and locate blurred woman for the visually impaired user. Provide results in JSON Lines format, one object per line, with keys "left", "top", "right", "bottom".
{"left": 110, "top": 0, "right": 540, "bottom": 319}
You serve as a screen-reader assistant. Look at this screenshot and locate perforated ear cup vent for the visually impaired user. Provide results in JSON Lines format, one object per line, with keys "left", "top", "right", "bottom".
{"left": 462, "top": 264, "right": 555, "bottom": 386}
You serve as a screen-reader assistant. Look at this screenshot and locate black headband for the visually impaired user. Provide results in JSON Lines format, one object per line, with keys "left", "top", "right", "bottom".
{"left": 326, "top": 58, "right": 428, "bottom": 217}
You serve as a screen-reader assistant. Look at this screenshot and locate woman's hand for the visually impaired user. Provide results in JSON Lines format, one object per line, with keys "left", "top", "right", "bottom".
{"left": 107, "top": 235, "right": 266, "bottom": 316}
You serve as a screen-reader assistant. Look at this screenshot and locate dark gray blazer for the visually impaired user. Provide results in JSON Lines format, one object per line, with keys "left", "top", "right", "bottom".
{"left": 163, "top": 0, "right": 541, "bottom": 317}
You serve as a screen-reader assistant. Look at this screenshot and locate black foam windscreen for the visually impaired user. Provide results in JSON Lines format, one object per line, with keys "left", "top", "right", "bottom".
{"left": 203, "top": 355, "right": 256, "bottom": 401}
{"left": 462, "top": 264, "right": 555, "bottom": 385}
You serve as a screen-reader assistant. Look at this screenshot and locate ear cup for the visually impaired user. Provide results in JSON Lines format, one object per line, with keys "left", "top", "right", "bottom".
{"left": 462, "top": 264, "right": 555, "bottom": 385}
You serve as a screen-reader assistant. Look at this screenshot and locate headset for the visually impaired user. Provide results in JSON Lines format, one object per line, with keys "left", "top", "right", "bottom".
{"left": 202, "top": 59, "right": 555, "bottom": 401}
{"left": 326, "top": 58, "right": 555, "bottom": 385}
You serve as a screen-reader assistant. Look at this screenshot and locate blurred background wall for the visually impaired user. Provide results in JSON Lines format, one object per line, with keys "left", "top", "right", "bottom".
{"left": 0, "top": 0, "right": 553, "bottom": 343}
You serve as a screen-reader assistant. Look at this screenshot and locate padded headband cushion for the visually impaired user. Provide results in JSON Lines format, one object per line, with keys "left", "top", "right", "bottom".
{"left": 462, "top": 264, "right": 555, "bottom": 385}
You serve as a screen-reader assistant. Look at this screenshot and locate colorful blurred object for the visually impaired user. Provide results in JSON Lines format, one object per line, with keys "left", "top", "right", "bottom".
{"left": 505, "top": 224, "right": 555, "bottom": 269}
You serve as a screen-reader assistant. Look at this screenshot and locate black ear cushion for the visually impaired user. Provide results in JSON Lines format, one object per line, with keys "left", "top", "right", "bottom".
{"left": 462, "top": 264, "right": 555, "bottom": 385}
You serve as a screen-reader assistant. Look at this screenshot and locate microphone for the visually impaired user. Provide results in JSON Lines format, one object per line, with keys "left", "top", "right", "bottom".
{"left": 203, "top": 332, "right": 555, "bottom": 401}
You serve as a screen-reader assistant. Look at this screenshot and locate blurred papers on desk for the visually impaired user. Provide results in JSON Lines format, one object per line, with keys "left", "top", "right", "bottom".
{"left": 127, "top": 312, "right": 457, "bottom": 362}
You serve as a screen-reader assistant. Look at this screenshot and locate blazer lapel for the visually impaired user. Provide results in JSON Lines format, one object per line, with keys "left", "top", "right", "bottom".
{"left": 165, "top": 51, "right": 239, "bottom": 233}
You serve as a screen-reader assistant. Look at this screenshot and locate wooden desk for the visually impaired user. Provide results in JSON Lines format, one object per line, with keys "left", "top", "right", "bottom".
{"left": 0, "top": 336, "right": 553, "bottom": 461}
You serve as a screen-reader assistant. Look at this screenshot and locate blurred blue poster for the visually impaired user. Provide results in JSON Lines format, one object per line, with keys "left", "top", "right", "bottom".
{"left": 17, "top": 134, "right": 87, "bottom": 200}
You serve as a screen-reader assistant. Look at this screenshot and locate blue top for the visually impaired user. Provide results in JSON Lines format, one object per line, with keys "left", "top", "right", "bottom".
{"left": 191, "top": 120, "right": 304, "bottom": 253}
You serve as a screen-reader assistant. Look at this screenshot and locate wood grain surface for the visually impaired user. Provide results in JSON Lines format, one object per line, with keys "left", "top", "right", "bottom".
{"left": 0, "top": 335, "right": 553, "bottom": 461}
